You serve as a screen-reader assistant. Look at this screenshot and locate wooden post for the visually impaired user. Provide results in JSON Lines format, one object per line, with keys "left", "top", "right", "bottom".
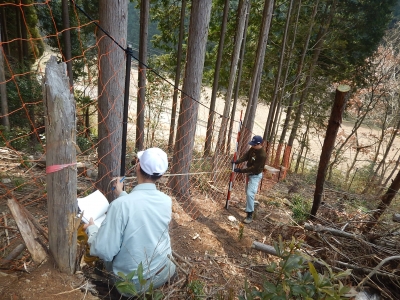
{"left": 310, "top": 85, "right": 350, "bottom": 218}
{"left": 43, "top": 56, "right": 77, "bottom": 274}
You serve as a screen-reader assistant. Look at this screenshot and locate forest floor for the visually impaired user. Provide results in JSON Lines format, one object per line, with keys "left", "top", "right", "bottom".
{"left": 1, "top": 161, "right": 399, "bottom": 299}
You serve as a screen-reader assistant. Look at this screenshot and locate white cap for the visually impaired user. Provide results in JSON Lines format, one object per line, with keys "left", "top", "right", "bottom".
{"left": 137, "top": 148, "right": 168, "bottom": 176}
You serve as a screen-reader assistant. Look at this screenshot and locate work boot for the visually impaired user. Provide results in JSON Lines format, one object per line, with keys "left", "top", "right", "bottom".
{"left": 243, "top": 212, "right": 253, "bottom": 224}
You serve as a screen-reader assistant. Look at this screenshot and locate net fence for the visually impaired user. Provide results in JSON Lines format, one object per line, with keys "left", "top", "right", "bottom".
{"left": 0, "top": 0, "right": 287, "bottom": 265}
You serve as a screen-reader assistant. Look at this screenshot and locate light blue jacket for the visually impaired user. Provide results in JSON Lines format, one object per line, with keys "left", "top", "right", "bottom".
{"left": 86, "top": 183, "right": 172, "bottom": 280}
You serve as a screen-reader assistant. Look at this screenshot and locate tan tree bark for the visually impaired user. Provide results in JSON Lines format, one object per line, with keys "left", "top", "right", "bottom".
{"left": 204, "top": 0, "right": 230, "bottom": 156}
{"left": 287, "top": 1, "right": 336, "bottom": 151}
{"left": 0, "top": 14, "right": 9, "bottom": 130}
{"left": 170, "top": 0, "right": 212, "bottom": 200}
{"left": 96, "top": 0, "right": 128, "bottom": 199}
{"left": 364, "top": 168, "right": 400, "bottom": 232}
{"left": 62, "top": 0, "right": 73, "bottom": 88}
{"left": 168, "top": 0, "right": 186, "bottom": 153}
{"left": 279, "top": 0, "right": 319, "bottom": 167}
{"left": 227, "top": 0, "right": 251, "bottom": 153}
{"left": 239, "top": 0, "right": 275, "bottom": 155}
{"left": 217, "top": 0, "right": 250, "bottom": 153}
{"left": 263, "top": 0, "right": 293, "bottom": 144}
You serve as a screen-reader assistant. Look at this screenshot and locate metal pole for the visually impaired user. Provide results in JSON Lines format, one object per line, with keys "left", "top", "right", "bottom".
{"left": 121, "top": 45, "right": 132, "bottom": 176}
{"left": 225, "top": 111, "right": 242, "bottom": 209}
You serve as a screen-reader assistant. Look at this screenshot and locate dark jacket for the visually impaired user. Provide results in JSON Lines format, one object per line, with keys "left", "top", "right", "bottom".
{"left": 236, "top": 147, "right": 267, "bottom": 174}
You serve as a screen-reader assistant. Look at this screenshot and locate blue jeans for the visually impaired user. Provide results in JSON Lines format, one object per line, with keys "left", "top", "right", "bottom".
{"left": 245, "top": 173, "right": 262, "bottom": 213}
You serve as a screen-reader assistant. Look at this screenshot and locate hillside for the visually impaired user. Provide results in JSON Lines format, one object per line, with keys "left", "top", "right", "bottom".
{"left": 1, "top": 161, "right": 399, "bottom": 299}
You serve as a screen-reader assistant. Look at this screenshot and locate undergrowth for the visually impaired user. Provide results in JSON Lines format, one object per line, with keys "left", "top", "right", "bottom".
{"left": 240, "top": 237, "right": 351, "bottom": 300}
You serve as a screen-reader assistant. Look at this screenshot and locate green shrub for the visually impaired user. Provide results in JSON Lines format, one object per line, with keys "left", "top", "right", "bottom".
{"left": 291, "top": 194, "right": 312, "bottom": 224}
{"left": 115, "top": 262, "right": 163, "bottom": 299}
{"left": 241, "top": 237, "right": 351, "bottom": 300}
{"left": 76, "top": 133, "right": 97, "bottom": 153}
{"left": 187, "top": 279, "right": 205, "bottom": 299}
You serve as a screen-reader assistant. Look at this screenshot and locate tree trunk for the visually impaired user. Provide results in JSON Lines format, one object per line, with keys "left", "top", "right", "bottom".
{"left": 295, "top": 113, "right": 311, "bottom": 173}
{"left": 62, "top": 0, "right": 73, "bottom": 88}
{"left": 383, "top": 155, "right": 400, "bottom": 187}
{"left": 239, "top": 0, "right": 275, "bottom": 155}
{"left": 364, "top": 168, "right": 400, "bottom": 232}
{"left": 168, "top": 0, "right": 186, "bottom": 153}
{"left": 271, "top": 0, "right": 302, "bottom": 166}
{"left": 310, "top": 85, "right": 350, "bottom": 219}
{"left": 345, "top": 130, "right": 359, "bottom": 183}
{"left": 227, "top": 0, "right": 251, "bottom": 154}
{"left": 20, "top": 1, "right": 37, "bottom": 146}
{"left": 213, "top": 0, "right": 249, "bottom": 177}
{"left": 43, "top": 56, "right": 77, "bottom": 274}
{"left": 327, "top": 96, "right": 378, "bottom": 182}
{"left": 362, "top": 109, "right": 389, "bottom": 194}
{"left": 0, "top": 14, "right": 9, "bottom": 130}
{"left": 271, "top": 105, "right": 283, "bottom": 166}
{"left": 14, "top": 2, "right": 23, "bottom": 66}
{"left": 279, "top": 0, "right": 318, "bottom": 164}
{"left": 287, "top": 1, "right": 336, "bottom": 149}
{"left": 0, "top": 7, "right": 10, "bottom": 56}
{"left": 97, "top": 0, "right": 128, "bottom": 199}
{"left": 170, "top": 1, "right": 212, "bottom": 200}
{"left": 263, "top": 0, "right": 293, "bottom": 143}
{"left": 372, "top": 117, "right": 400, "bottom": 187}
{"left": 204, "top": 0, "right": 230, "bottom": 157}
{"left": 136, "top": 0, "right": 149, "bottom": 151}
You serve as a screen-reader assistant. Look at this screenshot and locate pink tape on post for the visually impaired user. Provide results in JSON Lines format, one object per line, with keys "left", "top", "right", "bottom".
{"left": 46, "top": 163, "right": 77, "bottom": 174}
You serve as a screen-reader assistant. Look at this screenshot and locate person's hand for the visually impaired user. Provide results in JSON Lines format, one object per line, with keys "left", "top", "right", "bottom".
{"left": 234, "top": 168, "right": 241, "bottom": 173}
{"left": 83, "top": 218, "right": 95, "bottom": 230}
{"left": 113, "top": 176, "right": 124, "bottom": 197}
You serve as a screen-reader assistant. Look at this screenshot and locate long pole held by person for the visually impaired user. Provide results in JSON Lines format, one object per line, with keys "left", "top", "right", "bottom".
{"left": 225, "top": 111, "right": 242, "bottom": 209}
{"left": 120, "top": 45, "right": 133, "bottom": 177}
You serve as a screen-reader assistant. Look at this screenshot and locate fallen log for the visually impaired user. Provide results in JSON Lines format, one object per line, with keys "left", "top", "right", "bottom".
{"left": 7, "top": 198, "right": 47, "bottom": 264}
{"left": 2, "top": 212, "right": 10, "bottom": 245}
{"left": 393, "top": 213, "right": 400, "bottom": 223}
{"left": 251, "top": 241, "right": 278, "bottom": 256}
{"left": 304, "top": 222, "right": 362, "bottom": 240}
{"left": 19, "top": 203, "right": 48, "bottom": 241}
{"left": 0, "top": 243, "right": 26, "bottom": 266}
{"left": 357, "top": 255, "right": 400, "bottom": 288}
{"left": 304, "top": 222, "right": 400, "bottom": 257}
{"left": 334, "top": 260, "right": 400, "bottom": 281}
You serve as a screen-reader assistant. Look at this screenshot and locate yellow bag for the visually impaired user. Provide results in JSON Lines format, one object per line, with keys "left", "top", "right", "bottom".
{"left": 77, "top": 224, "right": 99, "bottom": 265}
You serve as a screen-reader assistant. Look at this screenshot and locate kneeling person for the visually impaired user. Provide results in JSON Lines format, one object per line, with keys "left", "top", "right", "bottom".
{"left": 84, "top": 148, "right": 176, "bottom": 295}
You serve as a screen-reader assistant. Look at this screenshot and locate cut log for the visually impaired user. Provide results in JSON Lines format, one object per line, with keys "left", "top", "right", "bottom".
{"left": 0, "top": 243, "right": 26, "bottom": 266}
{"left": 2, "top": 212, "right": 9, "bottom": 245}
{"left": 304, "top": 222, "right": 362, "bottom": 240}
{"left": 252, "top": 241, "right": 278, "bottom": 256}
{"left": 6, "top": 198, "right": 47, "bottom": 264}
{"left": 392, "top": 213, "right": 400, "bottom": 223}
{"left": 18, "top": 203, "right": 48, "bottom": 241}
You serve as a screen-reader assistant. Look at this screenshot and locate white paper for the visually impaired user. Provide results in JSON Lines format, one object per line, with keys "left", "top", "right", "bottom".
{"left": 77, "top": 190, "right": 109, "bottom": 227}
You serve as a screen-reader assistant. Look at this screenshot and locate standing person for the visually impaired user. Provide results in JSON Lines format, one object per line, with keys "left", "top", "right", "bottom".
{"left": 84, "top": 147, "right": 176, "bottom": 296}
{"left": 233, "top": 135, "right": 267, "bottom": 224}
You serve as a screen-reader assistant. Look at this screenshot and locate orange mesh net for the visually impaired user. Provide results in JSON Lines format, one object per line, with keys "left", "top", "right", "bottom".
{"left": 0, "top": 1, "right": 277, "bottom": 266}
